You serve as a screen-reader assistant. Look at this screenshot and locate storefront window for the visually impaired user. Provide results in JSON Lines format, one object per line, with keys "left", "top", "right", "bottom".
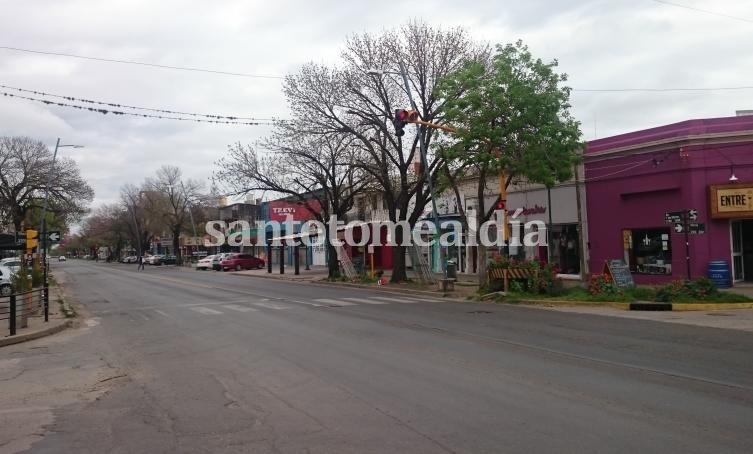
{"left": 550, "top": 224, "right": 580, "bottom": 275}
{"left": 628, "top": 227, "right": 672, "bottom": 274}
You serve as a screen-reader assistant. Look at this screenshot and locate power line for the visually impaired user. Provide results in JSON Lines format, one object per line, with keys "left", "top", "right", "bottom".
{"left": 650, "top": 0, "right": 753, "bottom": 24}
{"left": 3, "top": 44, "right": 752, "bottom": 94}
{"left": 1, "top": 90, "right": 274, "bottom": 126}
{"left": 0, "top": 46, "right": 285, "bottom": 79}
{"left": 0, "top": 83, "right": 275, "bottom": 121}
{"left": 573, "top": 85, "right": 753, "bottom": 93}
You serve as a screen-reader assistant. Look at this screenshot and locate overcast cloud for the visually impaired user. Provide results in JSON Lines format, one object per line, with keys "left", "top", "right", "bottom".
{"left": 1, "top": 0, "right": 751, "bottom": 210}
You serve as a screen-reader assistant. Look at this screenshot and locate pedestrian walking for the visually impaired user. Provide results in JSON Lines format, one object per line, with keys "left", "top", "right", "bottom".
{"left": 138, "top": 255, "right": 145, "bottom": 271}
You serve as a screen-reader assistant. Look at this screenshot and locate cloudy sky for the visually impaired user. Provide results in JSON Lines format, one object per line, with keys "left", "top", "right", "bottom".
{"left": 1, "top": 0, "right": 751, "bottom": 210}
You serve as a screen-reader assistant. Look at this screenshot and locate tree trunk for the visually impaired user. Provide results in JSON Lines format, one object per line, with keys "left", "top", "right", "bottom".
{"left": 391, "top": 245, "right": 407, "bottom": 282}
{"left": 325, "top": 224, "right": 339, "bottom": 279}
{"left": 475, "top": 207, "right": 489, "bottom": 288}
{"left": 173, "top": 229, "right": 181, "bottom": 265}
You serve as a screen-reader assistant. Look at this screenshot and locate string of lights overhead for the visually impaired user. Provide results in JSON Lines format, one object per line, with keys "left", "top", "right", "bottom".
{"left": 1, "top": 90, "right": 275, "bottom": 126}
{"left": 0, "top": 83, "right": 275, "bottom": 122}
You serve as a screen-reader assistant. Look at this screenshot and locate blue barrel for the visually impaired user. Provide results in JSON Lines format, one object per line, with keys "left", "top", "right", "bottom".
{"left": 708, "top": 261, "right": 731, "bottom": 288}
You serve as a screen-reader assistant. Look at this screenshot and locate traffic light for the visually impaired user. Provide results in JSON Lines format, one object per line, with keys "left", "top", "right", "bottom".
{"left": 393, "top": 109, "right": 419, "bottom": 137}
{"left": 496, "top": 200, "right": 506, "bottom": 210}
{"left": 26, "top": 229, "right": 38, "bottom": 252}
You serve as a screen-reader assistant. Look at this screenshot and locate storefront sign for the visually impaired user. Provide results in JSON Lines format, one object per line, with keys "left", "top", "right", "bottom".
{"left": 603, "top": 259, "right": 635, "bottom": 288}
{"left": 710, "top": 184, "right": 753, "bottom": 219}
{"left": 507, "top": 204, "right": 546, "bottom": 217}
{"left": 269, "top": 199, "right": 322, "bottom": 222}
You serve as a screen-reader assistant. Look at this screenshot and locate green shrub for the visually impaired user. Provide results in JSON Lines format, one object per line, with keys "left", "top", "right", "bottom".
{"left": 655, "top": 278, "right": 719, "bottom": 302}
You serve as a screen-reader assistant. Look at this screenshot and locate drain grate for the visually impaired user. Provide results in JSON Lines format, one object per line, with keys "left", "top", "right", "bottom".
{"left": 467, "top": 310, "right": 493, "bottom": 314}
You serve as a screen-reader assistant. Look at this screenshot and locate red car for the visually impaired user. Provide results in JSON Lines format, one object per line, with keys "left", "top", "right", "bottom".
{"left": 220, "top": 253, "right": 265, "bottom": 271}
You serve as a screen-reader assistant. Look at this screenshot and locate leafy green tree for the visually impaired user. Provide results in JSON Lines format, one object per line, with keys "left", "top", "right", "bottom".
{"left": 436, "top": 40, "right": 582, "bottom": 285}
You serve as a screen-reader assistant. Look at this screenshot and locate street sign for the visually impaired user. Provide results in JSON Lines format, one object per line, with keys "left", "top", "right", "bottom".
{"left": 665, "top": 210, "right": 685, "bottom": 223}
{"left": 674, "top": 223, "right": 684, "bottom": 233}
{"left": 688, "top": 222, "right": 705, "bottom": 235}
{"left": 47, "top": 231, "right": 61, "bottom": 242}
{"left": 687, "top": 209, "right": 699, "bottom": 221}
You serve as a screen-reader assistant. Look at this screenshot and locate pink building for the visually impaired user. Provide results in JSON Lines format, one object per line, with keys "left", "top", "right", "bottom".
{"left": 584, "top": 115, "right": 753, "bottom": 285}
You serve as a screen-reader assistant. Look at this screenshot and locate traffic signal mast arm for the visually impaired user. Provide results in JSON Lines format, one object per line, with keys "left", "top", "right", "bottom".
{"left": 393, "top": 109, "right": 507, "bottom": 223}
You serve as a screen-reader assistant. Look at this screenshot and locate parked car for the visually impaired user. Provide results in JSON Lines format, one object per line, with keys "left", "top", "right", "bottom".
{"left": 147, "top": 255, "right": 164, "bottom": 265}
{"left": 121, "top": 255, "right": 137, "bottom": 263}
{"left": 196, "top": 255, "right": 216, "bottom": 270}
{"left": 58, "top": 255, "right": 67, "bottom": 262}
{"left": 0, "top": 265, "right": 14, "bottom": 296}
{"left": 1, "top": 259, "right": 22, "bottom": 273}
{"left": 220, "top": 253, "right": 265, "bottom": 271}
{"left": 212, "top": 253, "right": 233, "bottom": 271}
{"left": 161, "top": 255, "right": 177, "bottom": 265}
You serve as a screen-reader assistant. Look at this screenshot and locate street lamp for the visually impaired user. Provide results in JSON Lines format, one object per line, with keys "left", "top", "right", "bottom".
{"left": 123, "top": 205, "right": 142, "bottom": 260}
{"left": 41, "top": 138, "right": 83, "bottom": 286}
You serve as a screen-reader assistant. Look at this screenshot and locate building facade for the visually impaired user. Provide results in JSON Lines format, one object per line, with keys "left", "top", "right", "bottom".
{"left": 585, "top": 115, "right": 753, "bottom": 285}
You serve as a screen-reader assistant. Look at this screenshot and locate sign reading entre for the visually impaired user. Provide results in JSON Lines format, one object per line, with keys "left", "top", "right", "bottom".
{"left": 710, "top": 184, "right": 753, "bottom": 219}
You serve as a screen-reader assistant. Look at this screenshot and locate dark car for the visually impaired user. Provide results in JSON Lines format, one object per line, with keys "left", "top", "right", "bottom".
{"left": 160, "top": 255, "right": 177, "bottom": 265}
{"left": 220, "top": 253, "right": 265, "bottom": 271}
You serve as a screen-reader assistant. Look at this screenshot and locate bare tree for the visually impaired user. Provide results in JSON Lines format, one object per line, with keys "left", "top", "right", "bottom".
{"left": 0, "top": 136, "right": 93, "bottom": 232}
{"left": 216, "top": 129, "right": 370, "bottom": 278}
{"left": 282, "top": 21, "right": 487, "bottom": 281}
{"left": 144, "top": 166, "right": 203, "bottom": 265}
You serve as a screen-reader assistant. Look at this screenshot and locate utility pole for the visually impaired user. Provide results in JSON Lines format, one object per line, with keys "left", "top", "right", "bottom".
{"left": 397, "top": 61, "right": 445, "bottom": 275}
{"left": 41, "top": 139, "right": 82, "bottom": 286}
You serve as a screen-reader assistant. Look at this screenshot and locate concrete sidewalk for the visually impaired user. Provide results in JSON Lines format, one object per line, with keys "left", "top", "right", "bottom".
{"left": 0, "top": 283, "right": 72, "bottom": 347}
{"left": 537, "top": 304, "right": 753, "bottom": 332}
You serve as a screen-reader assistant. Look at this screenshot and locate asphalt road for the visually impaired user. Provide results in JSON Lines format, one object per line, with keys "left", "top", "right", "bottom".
{"left": 12, "top": 260, "right": 753, "bottom": 453}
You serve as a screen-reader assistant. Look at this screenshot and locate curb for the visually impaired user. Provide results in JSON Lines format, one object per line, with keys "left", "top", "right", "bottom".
{"left": 231, "top": 272, "right": 471, "bottom": 302}
{"left": 670, "top": 302, "right": 753, "bottom": 311}
{"left": 0, "top": 319, "right": 72, "bottom": 348}
{"left": 513, "top": 299, "right": 632, "bottom": 310}
{"left": 513, "top": 299, "right": 753, "bottom": 311}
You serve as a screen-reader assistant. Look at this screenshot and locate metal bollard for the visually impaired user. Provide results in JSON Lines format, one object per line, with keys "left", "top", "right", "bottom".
{"left": 9, "top": 294, "right": 16, "bottom": 336}
{"left": 43, "top": 285, "right": 49, "bottom": 322}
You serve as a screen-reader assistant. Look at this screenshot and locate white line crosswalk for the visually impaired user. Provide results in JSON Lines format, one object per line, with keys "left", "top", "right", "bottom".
{"left": 368, "top": 296, "right": 422, "bottom": 304}
{"left": 172, "top": 295, "right": 443, "bottom": 316}
{"left": 190, "top": 306, "right": 223, "bottom": 315}
{"left": 222, "top": 304, "right": 258, "bottom": 312}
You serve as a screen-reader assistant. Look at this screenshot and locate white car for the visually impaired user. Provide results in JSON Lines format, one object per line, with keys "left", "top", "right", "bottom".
{"left": 0, "top": 259, "right": 21, "bottom": 274}
{"left": 58, "top": 255, "right": 67, "bottom": 262}
{"left": 0, "top": 265, "right": 14, "bottom": 296}
{"left": 196, "top": 255, "right": 216, "bottom": 270}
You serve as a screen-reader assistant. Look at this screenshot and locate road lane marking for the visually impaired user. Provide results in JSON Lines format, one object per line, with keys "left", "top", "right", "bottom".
{"left": 222, "top": 304, "right": 258, "bottom": 312}
{"left": 288, "top": 299, "right": 326, "bottom": 307}
{"left": 341, "top": 298, "right": 389, "bottom": 305}
{"left": 314, "top": 298, "right": 358, "bottom": 306}
{"left": 153, "top": 309, "right": 171, "bottom": 318}
{"left": 252, "top": 302, "right": 292, "bottom": 310}
{"left": 137, "top": 312, "right": 150, "bottom": 320}
{"left": 190, "top": 307, "right": 223, "bottom": 315}
{"left": 368, "top": 296, "right": 422, "bottom": 303}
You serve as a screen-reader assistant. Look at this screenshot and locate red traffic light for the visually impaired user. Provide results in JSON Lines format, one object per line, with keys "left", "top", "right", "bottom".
{"left": 396, "top": 110, "right": 419, "bottom": 122}
{"left": 496, "top": 200, "right": 506, "bottom": 210}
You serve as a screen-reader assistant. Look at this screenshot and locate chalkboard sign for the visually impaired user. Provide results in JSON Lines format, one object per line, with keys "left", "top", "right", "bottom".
{"left": 603, "top": 259, "right": 635, "bottom": 288}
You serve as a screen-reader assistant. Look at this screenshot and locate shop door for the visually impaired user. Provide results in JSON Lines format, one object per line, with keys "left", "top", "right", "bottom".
{"left": 743, "top": 220, "right": 753, "bottom": 282}
{"left": 732, "top": 220, "right": 743, "bottom": 281}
